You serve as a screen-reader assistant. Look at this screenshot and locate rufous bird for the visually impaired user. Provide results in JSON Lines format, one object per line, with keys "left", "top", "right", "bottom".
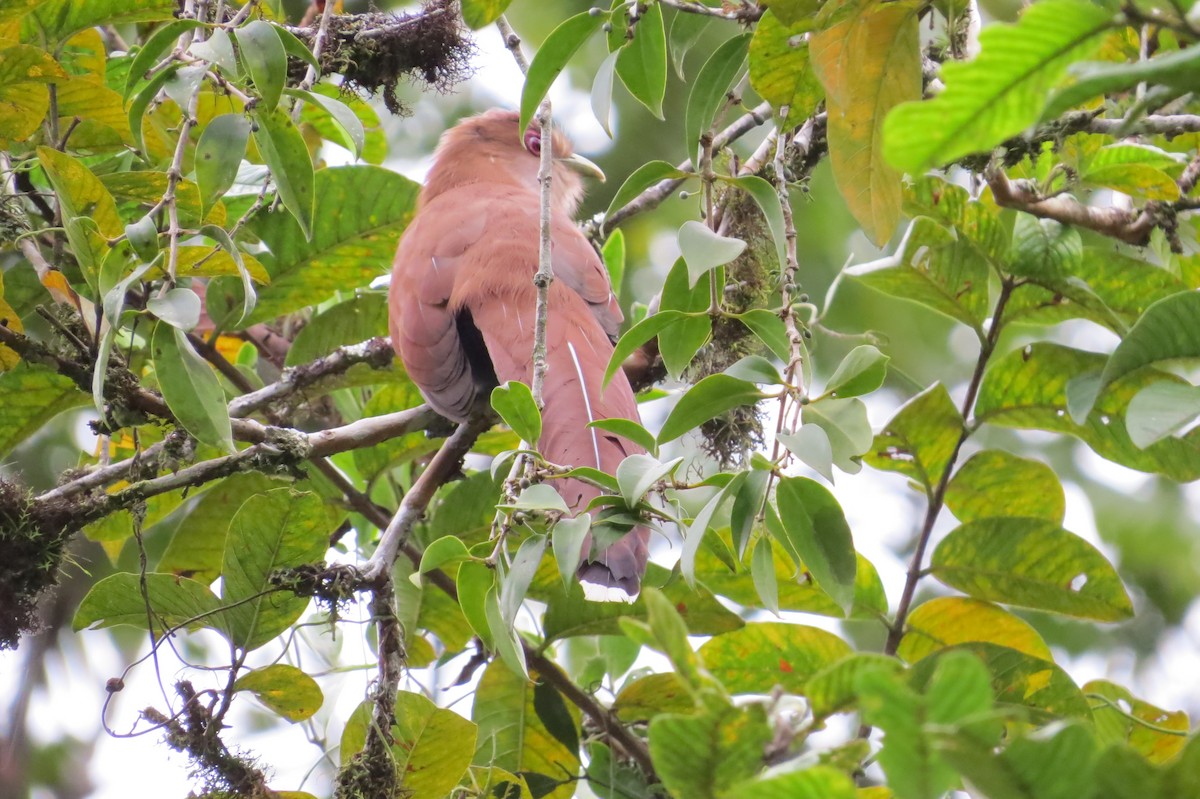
{"left": 388, "top": 109, "right": 650, "bottom": 601}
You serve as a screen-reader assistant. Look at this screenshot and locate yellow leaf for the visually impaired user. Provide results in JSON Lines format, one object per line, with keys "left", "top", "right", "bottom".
{"left": 0, "top": 270, "right": 23, "bottom": 371}
{"left": 898, "top": 596, "right": 1053, "bottom": 662}
{"left": 811, "top": 0, "right": 921, "bottom": 245}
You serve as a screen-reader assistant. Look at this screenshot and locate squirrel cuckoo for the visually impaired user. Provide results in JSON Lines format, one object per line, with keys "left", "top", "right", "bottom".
{"left": 388, "top": 109, "right": 650, "bottom": 601}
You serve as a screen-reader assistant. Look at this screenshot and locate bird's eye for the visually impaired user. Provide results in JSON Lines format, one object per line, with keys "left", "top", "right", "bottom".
{"left": 523, "top": 130, "right": 541, "bottom": 155}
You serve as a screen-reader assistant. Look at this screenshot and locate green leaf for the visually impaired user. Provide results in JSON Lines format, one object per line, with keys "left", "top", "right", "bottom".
{"left": 73, "top": 573, "right": 221, "bottom": 634}
{"left": 248, "top": 166, "right": 418, "bottom": 323}
{"left": 722, "top": 174, "right": 788, "bottom": 269}
{"left": 699, "top": 622, "right": 851, "bottom": 695}
{"left": 1085, "top": 680, "right": 1189, "bottom": 764}
{"left": 603, "top": 160, "right": 692, "bottom": 230}
{"left": 36, "top": 146, "right": 121, "bottom": 239}
{"left": 681, "top": 475, "right": 745, "bottom": 586}
{"left": 750, "top": 536, "right": 780, "bottom": 616}
{"left": 1044, "top": 45, "right": 1200, "bottom": 121}
{"left": 601, "top": 228, "right": 625, "bottom": 294}
{"left": 1126, "top": 381, "right": 1200, "bottom": 449}
{"left": 931, "top": 517, "right": 1134, "bottom": 621}
{"left": 0, "top": 363, "right": 89, "bottom": 458}
{"left": 735, "top": 309, "right": 791, "bottom": 362}
{"left": 604, "top": 309, "right": 695, "bottom": 386}
{"left": 284, "top": 87, "right": 365, "bottom": 159}
{"left": 824, "top": 344, "right": 889, "bottom": 398}
{"left": 883, "top": 0, "right": 1114, "bottom": 172}
{"left": 151, "top": 321, "right": 234, "bottom": 454}
{"left": 123, "top": 19, "right": 207, "bottom": 99}
{"left": 234, "top": 664, "right": 322, "bottom": 722}
{"left": 124, "top": 213, "right": 159, "bottom": 264}
{"left": 341, "top": 692, "right": 478, "bottom": 798}
{"left": 195, "top": 114, "right": 251, "bottom": 216}
{"left": 473, "top": 660, "right": 581, "bottom": 799}
{"left": 684, "top": 33, "right": 751, "bottom": 162}
{"left": 488, "top": 588, "right": 528, "bottom": 677}
{"left": 491, "top": 381, "right": 542, "bottom": 444}
{"left": 199, "top": 224, "right": 258, "bottom": 327}
{"left": 284, "top": 292, "right": 387, "bottom": 365}
{"left": 233, "top": 20, "right": 286, "bottom": 109}
{"left": 457, "top": 560, "right": 495, "bottom": 649}
{"left": 897, "top": 596, "right": 1053, "bottom": 663}
{"left": 847, "top": 216, "right": 989, "bottom": 330}
{"left": 806, "top": 653, "right": 903, "bottom": 718}
{"left": 587, "top": 742, "right": 651, "bottom": 799}
{"left": 460, "top": 0, "right": 514, "bottom": 29}
{"left": 251, "top": 108, "right": 315, "bottom": 240}
{"left": 0, "top": 45, "right": 63, "bottom": 144}
{"left": 539, "top": 563, "right": 744, "bottom": 640}
{"left": 1098, "top": 291, "right": 1200, "bottom": 401}
{"left": 127, "top": 62, "right": 177, "bottom": 157}
{"left": 800, "top": 397, "right": 873, "bottom": 475}
{"left": 865, "top": 383, "right": 962, "bottom": 496}
{"left": 658, "top": 374, "right": 768, "bottom": 445}
{"left": 614, "top": 672, "right": 696, "bottom": 722}
{"left": 519, "top": 10, "right": 605, "bottom": 135}
{"left": 552, "top": 515, "right": 591, "bottom": 590}
{"left": 271, "top": 23, "right": 319, "bottom": 71}
{"left": 649, "top": 703, "right": 771, "bottom": 799}
{"left": 616, "top": 453, "right": 682, "bottom": 506}
{"left": 679, "top": 220, "right": 747, "bottom": 287}
{"left": 220, "top": 489, "right": 331, "bottom": 650}
{"left": 25, "top": 0, "right": 176, "bottom": 43}
{"left": 724, "top": 355, "right": 782, "bottom": 385}
{"left": 588, "top": 417, "right": 657, "bottom": 455}
{"left": 654, "top": 257, "right": 712, "bottom": 379}
{"left": 945, "top": 449, "right": 1065, "bottom": 524}
{"left": 854, "top": 668, "right": 959, "bottom": 799}
{"left": 638, "top": 587, "right": 709, "bottom": 689}
{"left": 811, "top": 0, "right": 920, "bottom": 244}
{"left": 912, "top": 643, "right": 1091, "bottom": 720}
{"left": 499, "top": 534, "right": 546, "bottom": 625}
{"left": 775, "top": 476, "right": 857, "bottom": 613}
{"left": 156, "top": 472, "right": 283, "bottom": 583}
{"left": 728, "top": 766, "right": 857, "bottom": 799}
{"left": 591, "top": 50, "right": 619, "bottom": 137}
{"left": 779, "top": 425, "right": 835, "bottom": 483}
{"left": 748, "top": 9, "right": 823, "bottom": 131}
{"left": 976, "top": 342, "right": 1200, "bottom": 481}
{"left": 147, "top": 287, "right": 201, "bottom": 330}
{"left": 667, "top": 5, "right": 711, "bottom": 79}
{"left": 418, "top": 535, "right": 472, "bottom": 575}
{"left": 615, "top": 2, "right": 667, "bottom": 118}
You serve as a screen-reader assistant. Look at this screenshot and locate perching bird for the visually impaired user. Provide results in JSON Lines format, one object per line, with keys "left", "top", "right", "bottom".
{"left": 388, "top": 109, "right": 649, "bottom": 601}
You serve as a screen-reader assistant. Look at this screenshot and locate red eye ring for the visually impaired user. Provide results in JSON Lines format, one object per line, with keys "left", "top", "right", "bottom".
{"left": 523, "top": 129, "right": 542, "bottom": 155}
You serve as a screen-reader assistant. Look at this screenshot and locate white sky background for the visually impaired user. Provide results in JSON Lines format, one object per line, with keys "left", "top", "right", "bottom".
{"left": 4, "top": 13, "right": 1200, "bottom": 799}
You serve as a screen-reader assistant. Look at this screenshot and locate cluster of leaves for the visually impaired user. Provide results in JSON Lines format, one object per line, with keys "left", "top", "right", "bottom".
{"left": 4, "top": 0, "right": 1200, "bottom": 797}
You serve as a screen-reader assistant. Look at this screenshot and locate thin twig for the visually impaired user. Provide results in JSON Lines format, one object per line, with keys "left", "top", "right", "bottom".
{"left": 600, "top": 102, "right": 775, "bottom": 232}
{"left": 290, "top": 0, "right": 336, "bottom": 122}
{"left": 883, "top": 279, "right": 1016, "bottom": 655}
{"left": 361, "top": 416, "right": 491, "bottom": 583}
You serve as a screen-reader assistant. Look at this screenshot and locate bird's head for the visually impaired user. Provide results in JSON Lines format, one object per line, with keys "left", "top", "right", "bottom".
{"left": 423, "top": 108, "right": 605, "bottom": 217}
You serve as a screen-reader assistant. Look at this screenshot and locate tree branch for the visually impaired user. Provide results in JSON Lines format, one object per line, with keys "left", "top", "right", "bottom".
{"left": 598, "top": 102, "right": 776, "bottom": 233}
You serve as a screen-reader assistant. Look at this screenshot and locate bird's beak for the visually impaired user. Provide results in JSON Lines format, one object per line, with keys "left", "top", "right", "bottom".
{"left": 556, "top": 153, "right": 606, "bottom": 182}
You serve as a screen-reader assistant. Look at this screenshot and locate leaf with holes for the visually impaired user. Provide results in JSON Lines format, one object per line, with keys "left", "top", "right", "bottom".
{"left": 865, "top": 383, "right": 962, "bottom": 496}
{"left": 931, "top": 517, "right": 1133, "bottom": 621}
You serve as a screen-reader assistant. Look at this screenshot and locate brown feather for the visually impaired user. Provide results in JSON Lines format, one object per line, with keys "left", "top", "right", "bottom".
{"left": 389, "top": 110, "right": 650, "bottom": 600}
